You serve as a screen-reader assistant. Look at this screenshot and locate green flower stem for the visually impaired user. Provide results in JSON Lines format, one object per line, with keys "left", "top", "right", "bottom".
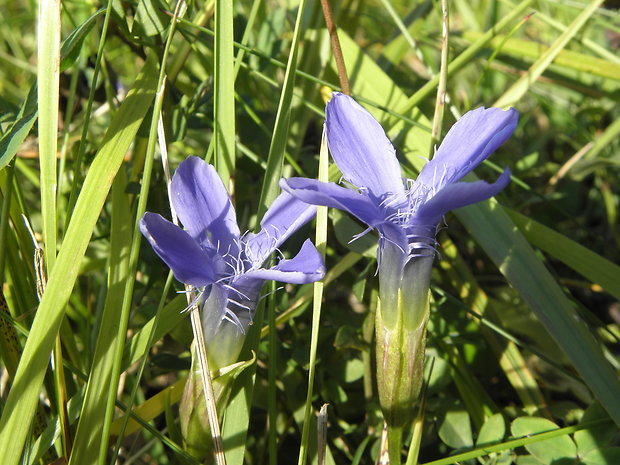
{"left": 376, "top": 290, "right": 429, "bottom": 430}
{"left": 180, "top": 343, "right": 235, "bottom": 460}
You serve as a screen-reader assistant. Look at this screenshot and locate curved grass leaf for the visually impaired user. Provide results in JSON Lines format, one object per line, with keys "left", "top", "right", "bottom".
{"left": 0, "top": 54, "right": 158, "bottom": 465}
{"left": 506, "top": 208, "right": 620, "bottom": 301}
{"left": 456, "top": 200, "right": 620, "bottom": 428}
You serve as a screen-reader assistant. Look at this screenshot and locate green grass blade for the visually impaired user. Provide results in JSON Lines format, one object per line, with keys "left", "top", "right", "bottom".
{"left": 0, "top": 54, "right": 158, "bottom": 465}
{"left": 256, "top": 0, "right": 309, "bottom": 217}
{"left": 213, "top": 0, "right": 235, "bottom": 186}
{"left": 388, "top": 0, "right": 535, "bottom": 128}
{"left": 59, "top": 8, "right": 107, "bottom": 73}
{"left": 506, "top": 208, "right": 620, "bottom": 301}
{"left": 463, "top": 32, "right": 620, "bottom": 81}
{"left": 420, "top": 418, "right": 610, "bottom": 465}
{"left": 0, "top": 85, "right": 37, "bottom": 170}
{"left": 37, "top": 0, "right": 61, "bottom": 271}
{"left": 494, "top": 0, "right": 605, "bottom": 107}
{"left": 221, "top": 304, "right": 265, "bottom": 465}
{"left": 298, "top": 129, "right": 329, "bottom": 465}
{"left": 456, "top": 199, "right": 620, "bottom": 427}
{"left": 68, "top": 169, "right": 132, "bottom": 465}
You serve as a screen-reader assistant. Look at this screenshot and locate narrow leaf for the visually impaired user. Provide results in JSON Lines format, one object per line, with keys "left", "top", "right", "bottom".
{"left": 0, "top": 54, "right": 158, "bottom": 465}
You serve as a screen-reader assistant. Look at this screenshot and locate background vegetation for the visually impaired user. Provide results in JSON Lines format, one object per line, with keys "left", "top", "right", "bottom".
{"left": 0, "top": 0, "right": 619, "bottom": 464}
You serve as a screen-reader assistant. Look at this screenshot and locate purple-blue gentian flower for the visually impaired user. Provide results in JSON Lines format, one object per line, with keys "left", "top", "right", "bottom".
{"left": 140, "top": 156, "right": 325, "bottom": 369}
{"left": 280, "top": 92, "right": 518, "bottom": 429}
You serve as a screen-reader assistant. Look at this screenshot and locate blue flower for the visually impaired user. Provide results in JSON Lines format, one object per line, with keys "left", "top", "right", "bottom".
{"left": 280, "top": 93, "right": 517, "bottom": 319}
{"left": 280, "top": 92, "right": 518, "bottom": 429}
{"left": 280, "top": 92, "right": 518, "bottom": 266}
{"left": 140, "top": 156, "right": 325, "bottom": 367}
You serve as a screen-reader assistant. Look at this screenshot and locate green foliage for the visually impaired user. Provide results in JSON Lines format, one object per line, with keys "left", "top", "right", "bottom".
{"left": 0, "top": 0, "right": 619, "bottom": 464}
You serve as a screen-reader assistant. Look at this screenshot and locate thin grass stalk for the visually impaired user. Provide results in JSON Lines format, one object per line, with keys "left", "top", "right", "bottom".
{"left": 470, "top": 13, "right": 533, "bottom": 104}
{"left": 297, "top": 129, "right": 329, "bottom": 465}
{"left": 267, "top": 280, "right": 278, "bottom": 465}
{"left": 167, "top": 5, "right": 214, "bottom": 83}
{"left": 257, "top": 0, "right": 309, "bottom": 217}
{"left": 430, "top": 0, "right": 449, "bottom": 151}
{"left": 420, "top": 417, "right": 610, "bottom": 465}
{"left": 232, "top": 0, "right": 262, "bottom": 81}
{"left": 52, "top": 335, "right": 72, "bottom": 457}
{"left": 405, "top": 374, "right": 429, "bottom": 465}
{"left": 319, "top": 0, "right": 350, "bottom": 94}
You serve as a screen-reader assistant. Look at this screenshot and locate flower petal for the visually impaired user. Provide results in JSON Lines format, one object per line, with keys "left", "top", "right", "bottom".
{"left": 171, "top": 156, "right": 240, "bottom": 251}
{"left": 326, "top": 92, "right": 405, "bottom": 199}
{"left": 415, "top": 169, "right": 511, "bottom": 225}
{"left": 244, "top": 239, "right": 326, "bottom": 284}
{"left": 417, "top": 107, "right": 518, "bottom": 188}
{"left": 244, "top": 191, "right": 317, "bottom": 266}
{"left": 140, "top": 212, "right": 215, "bottom": 286}
{"left": 279, "top": 177, "right": 385, "bottom": 228}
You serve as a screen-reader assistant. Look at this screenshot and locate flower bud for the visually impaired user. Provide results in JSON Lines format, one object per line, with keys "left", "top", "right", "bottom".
{"left": 179, "top": 343, "right": 233, "bottom": 460}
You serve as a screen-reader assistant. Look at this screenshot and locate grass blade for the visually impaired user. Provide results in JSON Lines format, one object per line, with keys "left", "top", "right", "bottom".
{"left": 298, "top": 128, "right": 329, "bottom": 465}
{"left": 37, "top": 0, "right": 60, "bottom": 270}
{"left": 257, "top": 0, "right": 309, "bottom": 217}
{"left": 67, "top": 168, "right": 132, "bottom": 465}
{"left": 0, "top": 54, "right": 158, "bottom": 465}
{"left": 456, "top": 199, "right": 620, "bottom": 427}
{"left": 213, "top": 0, "right": 236, "bottom": 187}
{"left": 507, "top": 208, "right": 620, "bottom": 301}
